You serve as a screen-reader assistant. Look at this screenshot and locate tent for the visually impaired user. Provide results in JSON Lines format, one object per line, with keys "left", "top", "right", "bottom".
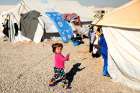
{"left": 0, "top": 5, "right": 18, "bottom": 37}
{"left": 0, "top": 0, "right": 115, "bottom": 43}
{"left": 0, "top": 2, "right": 29, "bottom": 41}
{"left": 0, "top": 0, "right": 74, "bottom": 43}
{"left": 19, "top": 10, "right": 73, "bottom": 43}
{"left": 97, "top": 0, "right": 140, "bottom": 90}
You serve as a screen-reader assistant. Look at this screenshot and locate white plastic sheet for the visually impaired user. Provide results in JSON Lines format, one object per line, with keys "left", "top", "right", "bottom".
{"left": 103, "top": 27, "right": 140, "bottom": 90}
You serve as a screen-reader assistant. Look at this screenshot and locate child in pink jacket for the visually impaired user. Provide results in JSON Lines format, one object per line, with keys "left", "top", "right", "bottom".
{"left": 49, "top": 43, "right": 69, "bottom": 87}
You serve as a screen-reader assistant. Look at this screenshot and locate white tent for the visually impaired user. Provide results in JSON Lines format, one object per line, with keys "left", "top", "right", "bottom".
{"left": 0, "top": 1, "right": 58, "bottom": 39}
{"left": 0, "top": 0, "right": 74, "bottom": 43}
{"left": 97, "top": 0, "right": 140, "bottom": 90}
{"left": 0, "top": 2, "right": 30, "bottom": 42}
{"left": 0, "top": 5, "right": 18, "bottom": 37}
{"left": 1, "top": 0, "right": 92, "bottom": 43}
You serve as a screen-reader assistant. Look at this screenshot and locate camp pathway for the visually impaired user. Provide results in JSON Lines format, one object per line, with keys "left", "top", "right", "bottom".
{"left": 0, "top": 39, "right": 139, "bottom": 93}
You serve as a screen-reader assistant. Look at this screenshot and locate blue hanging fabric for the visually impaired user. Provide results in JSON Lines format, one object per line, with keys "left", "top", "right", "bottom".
{"left": 99, "top": 34, "right": 109, "bottom": 76}
{"left": 46, "top": 12, "right": 73, "bottom": 43}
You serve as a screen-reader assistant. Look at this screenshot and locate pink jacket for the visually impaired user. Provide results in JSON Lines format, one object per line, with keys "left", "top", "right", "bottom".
{"left": 54, "top": 53, "right": 69, "bottom": 69}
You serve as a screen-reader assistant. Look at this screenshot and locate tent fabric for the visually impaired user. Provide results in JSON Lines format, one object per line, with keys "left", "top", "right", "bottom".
{"left": 63, "top": 13, "right": 78, "bottom": 21}
{"left": 46, "top": 12, "right": 73, "bottom": 43}
{"left": 38, "top": 15, "right": 58, "bottom": 33}
{"left": 20, "top": 10, "right": 40, "bottom": 40}
{"left": 96, "top": 0, "right": 140, "bottom": 90}
{"left": 97, "top": 0, "right": 140, "bottom": 29}
{"left": 14, "top": 31, "right": 31, "bottom": 42}
{"left": 63, "top": 13, "right": 81, "bottom": 25}
{"left": 14, "top": 15, "right": 58, "bottom": 43}
{"left": 18, "top": 11, "right": 74, "bottom": 43}
{"left": 9, "top": 15, "right": 16, "bottom": 42}
{"left": 102, "top": 27, "right": 140, "bottom": 90}
{"left": 33, "top": 22, "right": 44, "bottom": 43}
{"left": 32, "top": 15, "right": 59, "bottom": 43}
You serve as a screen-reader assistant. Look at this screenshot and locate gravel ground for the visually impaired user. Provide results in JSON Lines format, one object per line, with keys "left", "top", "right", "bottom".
{"left": 0, "top": 39, "right": 140, "bottom": 93}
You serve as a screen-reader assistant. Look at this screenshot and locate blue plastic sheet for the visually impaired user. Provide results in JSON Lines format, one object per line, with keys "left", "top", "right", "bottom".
{"left": 46, "top": 12, "right": 73, "bottom": 43}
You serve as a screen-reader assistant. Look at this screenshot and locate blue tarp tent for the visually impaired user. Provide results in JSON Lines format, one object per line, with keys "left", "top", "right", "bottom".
{"left": 46, "top": 12, "right": 73, "bottom": 43}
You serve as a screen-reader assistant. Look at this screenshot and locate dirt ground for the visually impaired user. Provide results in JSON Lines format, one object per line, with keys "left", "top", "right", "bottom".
{"left": 0, "top": 39, "right": 140, "bottom": 93}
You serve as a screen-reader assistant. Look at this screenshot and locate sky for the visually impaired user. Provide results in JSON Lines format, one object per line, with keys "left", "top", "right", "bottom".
{"left": 72, "top": 0, "right": 131, "bottom": 7}
{"left": 0, "top": 0, "right": 131, "bottom": 8}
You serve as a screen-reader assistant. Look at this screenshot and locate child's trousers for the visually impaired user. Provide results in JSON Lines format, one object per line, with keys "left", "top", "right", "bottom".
{"left": 51, "top": 67, "right": 67, "bottom": 83}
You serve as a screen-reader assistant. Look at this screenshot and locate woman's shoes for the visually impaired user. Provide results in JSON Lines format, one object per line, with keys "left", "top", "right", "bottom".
{"left": 103, "top": 74, "right": 110, "bottom": 77}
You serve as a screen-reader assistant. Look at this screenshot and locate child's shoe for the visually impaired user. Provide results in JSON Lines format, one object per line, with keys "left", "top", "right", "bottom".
{"left": 66, "top": 86, "right": 72, "bottom": 89}
{"left": 48, "top": 80, "right": 55, "bottom": 86}
{"left": 59, "top": 82, "right": 66, "bottom": 88}
{"left": 60, "top": 80, "right": 69, "bottom": 88}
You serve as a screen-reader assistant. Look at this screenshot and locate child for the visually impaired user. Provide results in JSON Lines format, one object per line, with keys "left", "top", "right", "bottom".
{"left": 49, "top": 43, "right": 70, "bottom": 87}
